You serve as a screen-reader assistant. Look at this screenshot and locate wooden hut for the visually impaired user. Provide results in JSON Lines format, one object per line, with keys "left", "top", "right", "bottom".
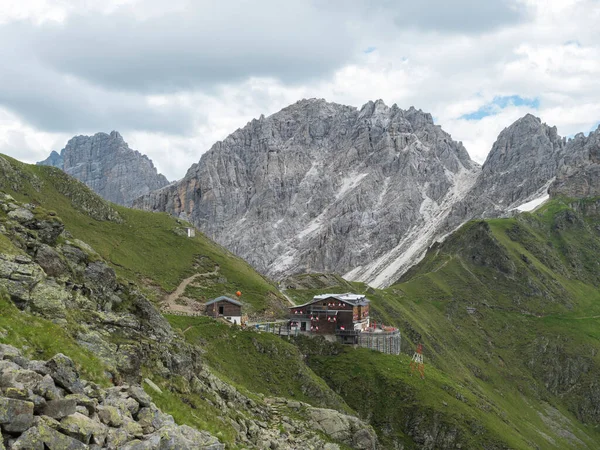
{"left": 205, "top": 296, "right": 243, "bottom": 325}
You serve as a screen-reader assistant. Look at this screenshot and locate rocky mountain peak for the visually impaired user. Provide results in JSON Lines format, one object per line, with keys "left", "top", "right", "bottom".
{"left": 482, "top": 113, "right": 564, "bottom": 176}
{"left": 38, "top": 131, "right": 169, "bottom": 206}
{"left": 135, "top": 98, "right": 479, "bottom": 288}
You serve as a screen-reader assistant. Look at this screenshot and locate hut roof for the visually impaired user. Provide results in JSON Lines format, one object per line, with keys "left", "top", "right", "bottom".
{"left": 205, "top": 296, "right": 242, "bottom": 307}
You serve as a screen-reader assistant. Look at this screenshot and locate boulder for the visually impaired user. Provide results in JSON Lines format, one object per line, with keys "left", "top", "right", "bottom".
{"left": 35, "top": 244, "right": 67, "bottom": 277}
{"left": 29, "top": 280, "right": 70, "bottom": 319}
{"left": 26, "top": 360, "right": 51, "bottom": 376}
{"left": 0, "top": 366, "right": 43, "bottom": 392}
{"left": 136, "top": 406, "right": 175, "bottom": 434}
{"left": 12, "top": 423, "right": 88, "bottom": 450}
{"left": 97, "top": 405, "right": 124, "bottom": 427}
{"left": 45, "top": 354, "right": 84, "bottom": 394}
{"left": 84, "top": 261, "right": 117, "bottom": 300}
{"left": 106, "top": 427, "right": 132, "bottom": 448}
{"left": 0, "top": 397, "right": 34, "bottom": 433}
{"left": 41, "top": 398, "right": 77, "bottom": 419}
{"left": 60, "top": 412, "right": 108, "bottom": 446}
{"left": 34, "top": 374, "right": 65, "bottom": 400}
{"left": 7, "top": 208, "right": 34, "bottom": 223}
{"left": 0, "top": 344, "right": 22, "bottom": 360}
{"left": 144, "top": 424, "right": 225, "bottom": 450}
{"left": 65, "top": 393, "right": 98, "bottom": 415}
{"left": 128, "top": 385, "right": 152, "bottom": 407}
{"left": 308, "top": 406, "right": 378, "bottom": 450}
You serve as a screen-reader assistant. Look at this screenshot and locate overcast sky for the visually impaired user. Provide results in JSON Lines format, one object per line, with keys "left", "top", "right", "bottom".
{"left": 1, "top": 0, "right": 599, "bottom": 180}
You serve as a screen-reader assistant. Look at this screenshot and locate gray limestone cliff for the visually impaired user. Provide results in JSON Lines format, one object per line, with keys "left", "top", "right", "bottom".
{"left": 134, "top": 99, "right": 479, "bottom": 288}
{"left": 38, "top": 132, "right": 169, "bottom": 206}
{"left": 134, "top": 102, "right": 598, "bottom": 288}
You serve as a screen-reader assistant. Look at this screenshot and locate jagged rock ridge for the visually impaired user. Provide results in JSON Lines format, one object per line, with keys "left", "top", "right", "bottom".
{"left": 135, "top": 99, "right": 480, "bottom": 288}
{"left": 38, "top": 132, "right": 169, "bottom": 206}
{"left": 550, "top": 125, "right": 600, "bottom": 198}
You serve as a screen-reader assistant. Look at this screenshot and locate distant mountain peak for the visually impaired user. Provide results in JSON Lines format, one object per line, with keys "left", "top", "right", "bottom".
{"left": 37, "top": 131, "right": 169, "bottom": 206}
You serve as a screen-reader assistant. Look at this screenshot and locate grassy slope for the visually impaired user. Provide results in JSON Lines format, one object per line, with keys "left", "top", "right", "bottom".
{"left": 0, "top": 154, "right": 286, "bottom": 315}
{"left": 166, "top": 315, "right": 351, "bottom": 413}
{"left": 289, "top": 199, "right": 600, "bottom": 449}
{"left": 0, "top": 291, "right": 111, "bottom": 386}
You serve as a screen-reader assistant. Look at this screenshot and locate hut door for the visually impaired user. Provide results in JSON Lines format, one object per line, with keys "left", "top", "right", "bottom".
{"left": 219, "top": 306, "right": 224, "bottom": 315}
{"left": 300, "top": 322, "right": 306, "bottom": 331}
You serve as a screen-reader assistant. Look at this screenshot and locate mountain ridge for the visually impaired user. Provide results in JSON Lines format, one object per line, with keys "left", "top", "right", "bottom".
{"left": 134, "top": 98, "right": 480, "bottom": 288}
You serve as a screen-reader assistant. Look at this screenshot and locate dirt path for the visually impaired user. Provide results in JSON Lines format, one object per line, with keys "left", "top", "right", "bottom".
{"left": 278, "top": 286, "right": 296, "bottom": 306}
{"left": 161, "top": 266, "right": 220, "bottom": 315}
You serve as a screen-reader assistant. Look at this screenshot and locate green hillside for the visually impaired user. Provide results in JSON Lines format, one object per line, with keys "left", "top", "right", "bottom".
{"left": 291, "top": 198, "right": 600, "bottom": 448}
{"left": 0, "top": 154, "right": 287, "bottom": 315}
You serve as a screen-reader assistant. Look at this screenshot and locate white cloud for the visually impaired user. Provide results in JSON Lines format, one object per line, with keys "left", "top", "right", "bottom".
{"left": 0, "top": 0, "right": 599, "bottom": 180}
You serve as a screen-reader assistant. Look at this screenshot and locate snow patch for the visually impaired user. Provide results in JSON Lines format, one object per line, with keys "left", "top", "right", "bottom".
{"left": 513, "top": 194, "right": 550, "bottom": 212}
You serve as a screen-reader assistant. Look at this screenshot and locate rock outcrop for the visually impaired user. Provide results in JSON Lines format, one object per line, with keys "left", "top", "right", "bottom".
{"left": 0, "top": 344, "right": 223, "bottom": 449}
{"left": 38, "top": 132, "right": 169, "bottom": 206}
{"left": 135, "top": 99, "right": 479, "bottom": 288}
{"left": 550, "top": 126, "right": 600, "bottom": 198}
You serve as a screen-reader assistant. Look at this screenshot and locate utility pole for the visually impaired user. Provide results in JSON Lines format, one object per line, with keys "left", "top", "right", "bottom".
{"left": 410, "top": 343, "right": 425, "bottom": 379}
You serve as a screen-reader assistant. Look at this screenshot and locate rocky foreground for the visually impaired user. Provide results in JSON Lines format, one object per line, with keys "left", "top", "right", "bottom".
{"left": 0, "top": 344, "right": 223, "bottom": 449}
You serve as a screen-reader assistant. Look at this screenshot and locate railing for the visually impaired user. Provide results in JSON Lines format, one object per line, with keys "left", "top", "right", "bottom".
{"left": 335, "top": 329, "right": 360, "bottom": 336}
{"left": 253, "top": 323, "right": 299, "bottom": 337}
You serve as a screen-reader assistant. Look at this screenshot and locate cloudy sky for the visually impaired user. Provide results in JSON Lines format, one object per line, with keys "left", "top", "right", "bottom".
{"left": 1, "top": 0, "right": 599, "bottom": 180}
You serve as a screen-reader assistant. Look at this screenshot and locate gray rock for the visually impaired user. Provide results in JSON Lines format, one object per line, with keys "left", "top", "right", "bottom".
{"left": 134, "top": 105, "right": 599, "bottom": 287}
{"left": 83, "top": 261, "right": 119, "bottom": 308}
{"left": 29, "top": 280, "right": 70, "bottom": 319}
{"left": 0, "top": 365, "right": 44, "bottom": 392}
{"left": 550, "top": 126, "right": 600, "bottom": 198}
{"left": 7, "top": 208, "right": 34, "bottom": 223}
{"left": 38, "top": 131, "right": 170, "bottom": 206}
{"left": 35, "top": 244, "right": 67, "bottom": 277}
{"left": 13, "top": 423, "right": 88, "bottom": 449}
{"left": 45, "top": 354, "right": 84, "bottom": 394}
{"left": 37, "top": 150, "right": 64, "bottom": 168}
{"left": 60, "top": 412, "right": 108, "bottom": 446}
{"left": 136, "top": 406, "right": 175, "bottom": 434}
{"left": 143, "top": 378, "right": 162, "bottom": 394}
{"left": 0, "top": 344, "right": 22, "bottom": 360}
{"left": 41, "top": 398, "right": 77, "bottom": 419}
{"left": 143, "top": 424, "right": 225, "bottom": 450}
{"left": 35, "top": 374, "right": 64, "bottom": 400}
{"left": 128, "top": 385, "right": 152, "bottom": 407}
{"left": 97, "top": 405, "right": 124, "bottom": 427}
{"left": 31, "top": 218, "right": 65, "bottom": 245}
{"left": 307, "top": 406, "right": 378, "bottom": 450}
{"left": 64, "top": 393, "right": 98, "bottom": 415}
{"left": 0, "top": 397, "right": 34, "bottom": 433}
{"left": 27, "top": 360, "right": 51, "bottom": 376}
